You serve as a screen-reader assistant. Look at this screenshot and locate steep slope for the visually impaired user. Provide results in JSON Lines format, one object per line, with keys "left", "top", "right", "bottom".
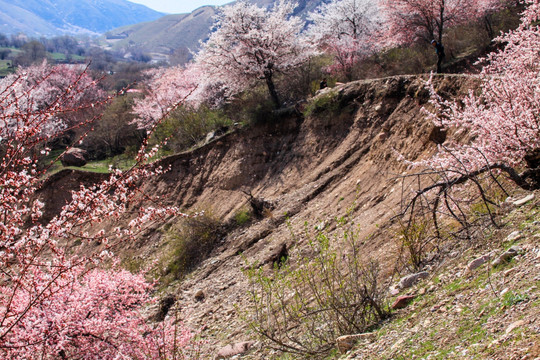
{"left": 0, "top": 0, "right": 164, "bottom": 36}
{"left": 38, "top": 74, "right": 482, "bottom": 356}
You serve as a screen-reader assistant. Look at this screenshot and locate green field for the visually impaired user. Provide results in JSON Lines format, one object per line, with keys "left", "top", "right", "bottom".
{"left": 0, "top": 59, "right": 14, "bottom": 76}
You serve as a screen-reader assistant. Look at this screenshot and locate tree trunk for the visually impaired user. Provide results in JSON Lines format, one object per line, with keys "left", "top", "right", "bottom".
{"left": 264, "top": 69, "right": 280, "bottom": 109}
{"left": 438, "top": 4, "right": 445, "bottom": 44}
{"left": 484, "top": 15, "right": 495, "bottom": 39}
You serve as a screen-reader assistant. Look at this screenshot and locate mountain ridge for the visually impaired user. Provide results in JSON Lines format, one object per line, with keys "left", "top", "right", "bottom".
{"left": 0, "top": 0, "right": 164, "bottom": 36}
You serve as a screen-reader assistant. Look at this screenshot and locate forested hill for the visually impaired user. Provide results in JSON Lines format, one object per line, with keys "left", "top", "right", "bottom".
{"left": 0, "top": 0, "right": 164, "bottom": 36}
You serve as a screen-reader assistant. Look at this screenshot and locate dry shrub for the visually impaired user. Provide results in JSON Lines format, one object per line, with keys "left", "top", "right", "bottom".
{"left": 161, "top": 212, "right": 223, "bottom": 284}
{"left": 244, "top": 217, "right": 389, "bottom": 358}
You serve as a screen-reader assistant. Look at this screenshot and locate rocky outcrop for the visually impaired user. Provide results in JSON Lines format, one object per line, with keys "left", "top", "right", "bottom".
{"left": 61, "top": 148, "right": 88, "bottom": 167}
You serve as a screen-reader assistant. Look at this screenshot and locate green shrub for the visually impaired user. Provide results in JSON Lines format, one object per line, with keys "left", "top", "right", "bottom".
{"left": 502, "top": 291, "right": 529, "bottom": 307}
{"left": 234, "top": 207, "right": 252, "bottom": 226}
{"left": 396, "top": 216, "right": 436, "bottom": 272}
{"left": 150, "top": 105, "right": 232, "bottom": 153}
{"left": 303, "top": 89, "right": 340, "bottom": 118}
{"left": 161, "top": 212, "right": 223, "bottom": 284}
{"left": 243, "top": 217, "right": 389, "bottom": 358}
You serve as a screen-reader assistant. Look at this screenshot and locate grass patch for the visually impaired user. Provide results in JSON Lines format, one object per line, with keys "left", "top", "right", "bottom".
{"left": 234, "top": 207, "right": 252, "bottom": 226}
{"left": 45, "top": 152, "right": 137, "bottom": 176}
{"left": 0, "top": 59, "right": 14, "bottom": 76}
{"left": 303, "top": 89, "right": 339, "bottom": 118}
{"left": 502, "top": 291, "right": 529, "bottom": 307}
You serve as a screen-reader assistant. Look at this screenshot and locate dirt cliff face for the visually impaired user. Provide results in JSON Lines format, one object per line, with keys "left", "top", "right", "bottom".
{"left": 38, "top": 74, "right": 478, "bottom": 354}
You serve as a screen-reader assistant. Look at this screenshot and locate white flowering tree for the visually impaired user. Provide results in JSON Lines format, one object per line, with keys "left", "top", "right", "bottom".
{"left": 307, "top": 0, "right": 381, "bottom": 80}
{"left": 195, "top": 0, "right": 314, "bottom": 108}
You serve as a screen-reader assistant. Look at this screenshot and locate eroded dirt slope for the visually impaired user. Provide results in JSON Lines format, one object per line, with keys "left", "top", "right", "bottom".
{"left": 39, "top": 74, "right": 479, "bottom": 355}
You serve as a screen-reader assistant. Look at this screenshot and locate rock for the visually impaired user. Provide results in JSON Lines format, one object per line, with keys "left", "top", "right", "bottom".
{"left": 216, "top": 341, "right": 254, "bottom": 359}
{"left": 492, "top": 246, "right": 522, "bottom": 267}
{"left": 194, "top": 290, "right": 205, "bottom": 302}
{"left": 389, "top": 286, "right": 400, "bottom": 296}
{"left": 398, "top": 271, "right": 429, "bottom": 289}
{"left": 205, "top": 131, "right": 216, "bottom": 143}
{"left": 61, "top": 148, "right": 88, "bottom": 167}
{"left": 505, "top": 320, "right": 525, "bottom": 335}
{"left": 336, "top": 333, "right": 375, "bottom": 354}
{"left": 505, "top": 231, "right": 523, "bottom": 242}
{"left": 376, "top": 131, "right": 388, "bottom": 141}
{"left": 392, "top": 295, "right": 415, "bottom": 310}
{"left": 513, "top": 194, "right": 534, "bottom": 206}
{"left": 467, "top": 253, "right": 493, "bottom": 271}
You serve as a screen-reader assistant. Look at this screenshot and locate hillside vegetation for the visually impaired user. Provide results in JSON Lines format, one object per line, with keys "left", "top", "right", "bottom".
{"left": 37, "top": 74, "right": 538, "bottom": 358}
{"left": 1, "top": 0, "right": 538, "bottom": 359}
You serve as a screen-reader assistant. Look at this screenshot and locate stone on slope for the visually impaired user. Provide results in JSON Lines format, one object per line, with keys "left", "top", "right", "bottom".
{"left": 492, "top": 246, "right": 522, "bottom": 267}
{"left": 398, "top": 271, "right": 429, "bottom": 289}
{"left": 216, "top": 341, "right": 254, "bottom": 359}
{"left": 392, "top": 295, "right": 415, "bottom": 310}
{"left": 336, "top": 333, "right": 375, "bottom": 354}
{"left": 513, "top": 194, "right": 534, "bottom": 206}
{"left": 467, "top": 253, "right": 493, "bottom": 272}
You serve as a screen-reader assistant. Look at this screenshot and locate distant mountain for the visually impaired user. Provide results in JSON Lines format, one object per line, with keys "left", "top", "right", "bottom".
{"left": 252, "top": 0, "right": 329, "bottom": 16}
{"left": 104, "top": 0, "right": 329, "bottom": 63}
{"left": 0, "top": 0, "right": 164, "bottom": 37}
{"left": 105, "top": 6, "right": 218, "bottom": 62}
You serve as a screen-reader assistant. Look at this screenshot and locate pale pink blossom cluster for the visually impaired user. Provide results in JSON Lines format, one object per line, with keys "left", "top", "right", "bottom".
{"left": 1, "top": 267, "right": 193, "bottom": 359}
{"left": 132, "top": 64, "right": 202, "bottom": 129}
{"left": 194, "top": 0, "right": 315, "bottom": 108}
{"left": 0, "top": 64, "right": 194, "bottom": 358}
{"left": 0, "top": 61, "right": 107, "bottom": 139}
{"left": 421, "top": 0, "right": 540, "bottom": 173}
{"left": 306, "top": 0, "right": 381, "bottom": 79}
{"left": 379, "top": 0, "right": 504, "bottom": 44}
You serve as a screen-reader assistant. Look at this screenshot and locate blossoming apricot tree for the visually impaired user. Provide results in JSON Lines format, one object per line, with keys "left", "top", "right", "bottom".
{"left": 307, "top": 0, "right": 381, "bottom": 80}
{"left": 195, "top": 0, "right": 314, "bottom": 108}
{"left": 380, "top": 0, "right": 504, "bottom": 44}
{"left": 0, "top": 63, "right": 194, "bottom": 358}
{"left": 401, "top": 0, "right": 540, "bottom": 234}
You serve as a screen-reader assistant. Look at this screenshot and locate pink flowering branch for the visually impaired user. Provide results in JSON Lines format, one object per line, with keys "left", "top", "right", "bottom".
{"left": 0, "top": 62, "right": 197, "bottom": 358}
{"left": 397, "top": 0, "right": 540, "bottom": 238}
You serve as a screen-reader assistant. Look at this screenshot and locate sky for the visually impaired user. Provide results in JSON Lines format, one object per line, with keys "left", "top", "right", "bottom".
{"left": 128, "top": 0, "right": 233, "bottom": 14}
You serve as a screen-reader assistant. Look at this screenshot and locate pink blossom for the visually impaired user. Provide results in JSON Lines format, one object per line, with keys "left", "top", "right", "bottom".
{"left": 0, "top": 63, "right": 196, "bottom": 358}
{"left": 419, "top": 0, "right": 540, "bottom": 173}
{"left": 195, "top": 0, "right": 315, "bottom": 108}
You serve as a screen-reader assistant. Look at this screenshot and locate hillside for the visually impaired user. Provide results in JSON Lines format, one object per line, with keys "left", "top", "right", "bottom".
{"left": 104, "top": 0, "right": 328, "bottom": 62}
{"left": 104, "top": 6, "right": 218, "bottom": 58}
{"left": 0, "top": 0, "right": 164, "bottom": 36}
{"left": 35, "top": 74, "right": 539, "bottom": 359}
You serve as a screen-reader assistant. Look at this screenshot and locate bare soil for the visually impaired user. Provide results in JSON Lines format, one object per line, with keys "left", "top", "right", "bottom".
{"left": 39, "top": 74, "right": 535, "bottom": 359}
